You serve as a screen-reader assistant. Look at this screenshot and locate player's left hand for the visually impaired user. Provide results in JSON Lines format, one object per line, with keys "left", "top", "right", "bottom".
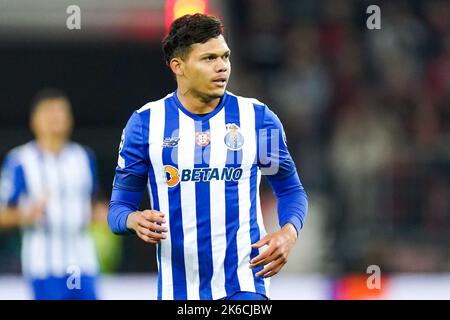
{"left": 249, "top": 223, "right": 298, "bottom": 278}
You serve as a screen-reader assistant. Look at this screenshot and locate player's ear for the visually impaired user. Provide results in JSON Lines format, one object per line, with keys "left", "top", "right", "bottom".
{"left": 169, "top": 58, "right": 184, "bottom": 77}
{"left": 30, "top": 104, "right": 42, "bottom": 135}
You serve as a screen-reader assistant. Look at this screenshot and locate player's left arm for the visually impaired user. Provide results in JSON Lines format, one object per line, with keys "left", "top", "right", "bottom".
{"left": 250, "top": 105, "right": 308, "bottom": 278}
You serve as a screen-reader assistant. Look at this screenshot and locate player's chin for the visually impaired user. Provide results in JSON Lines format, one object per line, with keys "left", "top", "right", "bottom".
{"left": 208, "top": 87, "right": 226, "bottom": 98}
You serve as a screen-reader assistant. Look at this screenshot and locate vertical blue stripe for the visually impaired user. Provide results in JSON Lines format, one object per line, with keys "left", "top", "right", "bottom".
{"left": 224, "top": 95, "right": 242, "bottom": 295}
{"left": 140, "top": 109, "right": 163, "bottom": 300}
{"left": 254, "top": 105, "right": 264, "bottom": 167}
{"left": 249, "top": 166, "right": 266, "bottom": 294}
{"left": 194, "top": 119, "right": 213, "bottom": 299}
{"left": 252, "top": 103, "right": 267, "bottom": 294}
{"left": 163, "top": 99, "right": 187, "bottom": 299}
{"left": 3, "top": 155, "right": 28, "bottom": 205}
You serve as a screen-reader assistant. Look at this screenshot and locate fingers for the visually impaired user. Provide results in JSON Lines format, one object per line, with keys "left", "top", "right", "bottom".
{"left": 28, "top": 202, "right": 46, "bottom": 224}
{"left": 137, "top": 226, "right": 167, "bottom": 240}
{"left": 137, "top": 233, "right": 160, "bottom": 244}
{"left": 34, "top": 199, "right": 47, "bottom": 212}
{"left": 138, "top": 219, "right": 168, "bottom": 233}
{"left": 251, "top": 235, "right": 270, "bottom": 249}
{"left": 249, "top": 248, "right": 279, "bottom": 269}
{"left": 35, "top": 201, "right": 46, "bottom": 210}
{"left": 136, "top": 210, "right": 168, "bottom": 245}
{"left": 249, "top": 235, "right": 290, "bottom": 274}
{"left": 141, "top": 210, "right": 166, "bottom": 223}
{"left": 252, "top": 248, "right": 289, "bottom": 278}
{"left": 249, "top": 239, "right": 276, "bottom": 267}
{"left": 138, "top": 210, "right": 168, "bottom": 233}
{"left": 255, "top": 259, "right": 285, "bottom": 278}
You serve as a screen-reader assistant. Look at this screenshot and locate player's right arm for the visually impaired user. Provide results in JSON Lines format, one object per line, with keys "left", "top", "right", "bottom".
{"left": 0, "top": 205, "right": 45, "bottom": 229}
{"left": 108, "top": 111, "right": 167, "bottom": 244}
{"left": 0, "top": 152, "right": 45, "bottom": 229}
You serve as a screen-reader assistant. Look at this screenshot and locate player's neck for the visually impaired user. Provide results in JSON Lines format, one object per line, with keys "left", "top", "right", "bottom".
{"left": 176, "top": 89, "right": 220, "bottom": 115}
{"left": 35, "top": 136, "right": 67, "bottom": 154}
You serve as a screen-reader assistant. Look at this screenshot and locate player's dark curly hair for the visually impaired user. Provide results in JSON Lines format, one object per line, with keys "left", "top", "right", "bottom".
{"left": 162, "top": 13, "right": 224, "bottom": 65}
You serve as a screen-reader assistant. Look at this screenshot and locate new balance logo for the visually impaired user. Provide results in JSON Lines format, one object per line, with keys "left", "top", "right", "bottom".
{"left": 162, "top": 137, "right": 180, "bottom": 148}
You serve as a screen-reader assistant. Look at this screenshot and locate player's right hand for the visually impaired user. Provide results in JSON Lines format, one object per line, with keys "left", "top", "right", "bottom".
{"left": 21, "top": 200, "right": 46, "bottom": 226}
{"left": 126, "top": 210, "right": 168, "bottom": 244}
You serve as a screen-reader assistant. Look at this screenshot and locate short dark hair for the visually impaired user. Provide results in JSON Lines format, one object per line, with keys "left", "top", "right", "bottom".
{"left": 30, "top": 88, "right": 70, "bottom": 114}
{"left": 162, "top": 13, "right": 224, "bottom": 65}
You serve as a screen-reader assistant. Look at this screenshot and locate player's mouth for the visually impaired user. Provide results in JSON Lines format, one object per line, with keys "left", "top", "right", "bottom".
{"left": 212, "top": 76, "right": 227, "bottom": 88}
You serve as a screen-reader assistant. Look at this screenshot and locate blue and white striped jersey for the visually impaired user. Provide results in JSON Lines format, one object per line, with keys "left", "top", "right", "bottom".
{"left": 112, "top": 90, "right": 304, "bottom": 300}
{"left": 0, "top": 141, "right": 99, "bottom": 279}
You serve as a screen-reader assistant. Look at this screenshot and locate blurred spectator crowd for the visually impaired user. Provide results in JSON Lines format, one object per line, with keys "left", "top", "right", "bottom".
{"left": 228, "top": 0, "right": 450, "bottom": 274}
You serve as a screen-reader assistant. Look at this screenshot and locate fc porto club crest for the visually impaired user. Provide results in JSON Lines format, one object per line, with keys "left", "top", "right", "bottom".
{"left": 196, "top": 131, "right": 210, "bottom": 147}
{"left": 224, "top": 123, "right": 244, "bottom": 150}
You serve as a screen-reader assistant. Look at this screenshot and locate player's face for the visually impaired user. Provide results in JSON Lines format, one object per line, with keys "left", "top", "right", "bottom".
{"left": 182, "top": 35, "right": 231, "bottom": 101}
{"left": 31, "top": 98, "right": 73, "bottom": 140}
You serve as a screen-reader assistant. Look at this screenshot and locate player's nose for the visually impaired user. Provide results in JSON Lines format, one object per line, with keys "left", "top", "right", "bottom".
{"left": 215, "top": 59, "right": 229, "bottom": 73}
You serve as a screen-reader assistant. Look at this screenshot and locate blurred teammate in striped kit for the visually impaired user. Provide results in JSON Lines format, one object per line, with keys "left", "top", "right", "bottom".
{"left": 0, "top": 89, "right": 104, "bottom": 299}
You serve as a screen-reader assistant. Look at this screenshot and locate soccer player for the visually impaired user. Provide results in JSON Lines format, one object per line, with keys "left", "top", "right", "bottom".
{"left": 108, "top": 14, "right": 308, "bottom": 300}
{"left": 0, "top": 89, "right": 101, "bottom": 300}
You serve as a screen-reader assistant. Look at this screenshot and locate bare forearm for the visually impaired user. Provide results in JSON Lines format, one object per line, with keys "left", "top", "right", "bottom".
{"left": 0, "top": 207, "right": 25, "bottom": 229}
{"left": 0, "top": 201, "right": 45, "bottom": 229}
{"left": 91, "top": 200, "right": 108, "bottom": 223}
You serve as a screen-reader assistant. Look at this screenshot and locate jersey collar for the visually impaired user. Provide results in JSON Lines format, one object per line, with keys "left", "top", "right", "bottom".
{"left": 172, "top": 90, "right": 228, "bottom": 122}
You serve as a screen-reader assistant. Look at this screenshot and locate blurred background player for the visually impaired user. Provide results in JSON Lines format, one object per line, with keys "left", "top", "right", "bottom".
{"left": 0, "top": 88, "right": 106, "bottom": 300}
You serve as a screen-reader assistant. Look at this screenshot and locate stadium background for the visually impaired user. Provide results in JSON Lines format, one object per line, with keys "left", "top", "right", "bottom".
{"left": 1, "top": 0, "right": 450, "bottom": 299}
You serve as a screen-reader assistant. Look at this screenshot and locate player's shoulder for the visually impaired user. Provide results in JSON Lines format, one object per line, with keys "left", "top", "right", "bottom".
{"left": 67, "top": 142, "right": 95, "bottom": 159}
{"left": 7, "top": 143, "right": 28, "bottom": 156}
{"left": 136, "top": 92, "right": 174, "bottom": 114}
{"left": 2, "top": 142, "right": 34, "bottom": 166}
{"left": 227, "top": 91, "right": 280, "bottom": 123}
{"left": 10, "top": 142, "right": 37, "bottom": 157}
{"left": 67, "top": 141, "right": 83, "bottom": 151}
{"left": 227, "top": 91, "right": 267, "bottom": 110}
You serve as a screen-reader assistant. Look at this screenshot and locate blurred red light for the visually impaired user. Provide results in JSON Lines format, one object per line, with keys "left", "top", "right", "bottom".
{"left": 165, "top": 0, "right": 209, "bottom": 34}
